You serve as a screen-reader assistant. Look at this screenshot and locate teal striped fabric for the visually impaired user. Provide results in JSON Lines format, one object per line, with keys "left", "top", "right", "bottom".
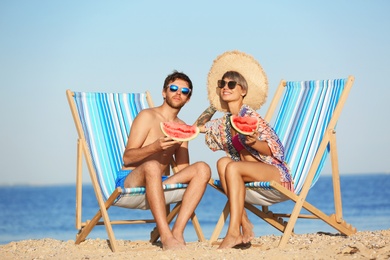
{"left": 73, "top": 92, "right": 187, "bottom": 201}
{"left": 122, "top": 183, "right": 189, "bottom": 196}
{"left": 214, "top": 179, "right": 271, "bottom": 189}
{"left": 274, "top": 79, "right": 346, "bottom": 194}
{"left": 215, "top": 78, "right": 346, "bottom": 195}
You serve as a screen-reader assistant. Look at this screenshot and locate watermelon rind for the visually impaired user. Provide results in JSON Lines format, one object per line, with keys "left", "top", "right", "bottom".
{"left": 160, "top": 122, "right": 200, "bottom": 141}
{"left": 230, "top": 115, "right": 259, "bottom": 135}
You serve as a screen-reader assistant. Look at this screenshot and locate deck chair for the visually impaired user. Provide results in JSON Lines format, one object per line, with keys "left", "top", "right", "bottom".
{"left": 66, "top": 90, "right": 205, "bottom": 252}
{"left": 208, "top": 76, "right": 357, "bottom": 248}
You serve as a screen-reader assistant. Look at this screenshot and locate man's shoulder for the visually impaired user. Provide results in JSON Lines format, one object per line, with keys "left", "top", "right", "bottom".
{"left": 137, "top": 107, "right": 156, "bottom": 116}
{"left": 135, "top": 107, "right": 163, "bottom": 122}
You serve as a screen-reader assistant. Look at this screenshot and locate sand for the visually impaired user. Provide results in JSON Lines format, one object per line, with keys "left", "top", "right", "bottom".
{"left": 1, "top": 229, "right": 389, "bottom": 259}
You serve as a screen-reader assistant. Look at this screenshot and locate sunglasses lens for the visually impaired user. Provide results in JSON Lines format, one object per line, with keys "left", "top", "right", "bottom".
{"left": 217, "top": 80, "right": 225, "bottom": 88}
{"left": 169, "top": 85, "right": 179, "bottom": 92}
{"left": 169, "top": 85, "right": 190, "bottom": 95}
{"left": 228, "top": 81, "right": 237, "bottom": 89}
{"left": 181, "top": 88, "right": 190, "bottom": 95}
{"left": 218, "top": 80, "right": 237, "bottom": 89}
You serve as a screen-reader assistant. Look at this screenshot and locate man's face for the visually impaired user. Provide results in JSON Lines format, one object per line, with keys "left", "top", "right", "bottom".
{"left": 164, "top": 79, "right": 191, "bottom": 109}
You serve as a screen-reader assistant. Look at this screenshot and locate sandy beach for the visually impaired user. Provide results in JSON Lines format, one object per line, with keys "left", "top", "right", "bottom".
{"left": 1, "top": 229, "right": 389, "bottom": 259}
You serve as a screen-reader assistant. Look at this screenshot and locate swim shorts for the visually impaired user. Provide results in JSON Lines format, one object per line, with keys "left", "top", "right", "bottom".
{"left": 115, "top": 169, "right": 169, "bottom": 190}
{"left": 115, "top": 169, "right": 132, "bottom": 189}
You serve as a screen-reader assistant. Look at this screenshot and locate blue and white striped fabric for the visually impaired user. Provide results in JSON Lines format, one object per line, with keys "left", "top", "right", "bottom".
{"left": 73, "top": 92, "right": 186, "bottom": 209}
{"left": 274, "top": 79, "right": 346, "bottom": 194}
{"left": 214, "top": 180, "right": 271, "bottom": 189}
{"left": 215, "top": 79, "right": 347, "bottom": 205}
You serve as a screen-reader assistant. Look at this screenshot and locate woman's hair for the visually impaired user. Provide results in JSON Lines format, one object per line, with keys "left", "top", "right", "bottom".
{"left": 222, "top": 71, "right": 248, "bottom": 97}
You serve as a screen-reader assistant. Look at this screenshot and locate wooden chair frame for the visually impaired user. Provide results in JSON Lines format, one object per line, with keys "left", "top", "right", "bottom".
{"left": 66, "top": 90, "right": 205, "bottom": 252}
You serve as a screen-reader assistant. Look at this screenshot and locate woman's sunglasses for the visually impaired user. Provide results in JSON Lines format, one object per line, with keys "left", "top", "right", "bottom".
{"left": 168, "top": 85, "right": 191, "bottom": 95}
{"left": 218, "top": 80, "right": 238, "bottom": 89}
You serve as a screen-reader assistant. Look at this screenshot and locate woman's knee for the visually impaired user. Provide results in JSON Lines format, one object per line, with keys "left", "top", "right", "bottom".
{"left": 217, "top": 157, "right": 231, "bottom": 178}
{"left": 225, "top": 162, "right": 241, "bottom": 181}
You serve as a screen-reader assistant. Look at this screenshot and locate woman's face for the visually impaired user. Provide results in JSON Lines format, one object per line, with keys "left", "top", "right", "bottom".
{"left": 218, "top": 77, "right": 246, "bottom": 103}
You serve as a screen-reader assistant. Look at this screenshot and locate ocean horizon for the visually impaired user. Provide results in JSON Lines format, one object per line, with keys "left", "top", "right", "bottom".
{"left": 0, "top": 173, "right": 389, "bottom": 245}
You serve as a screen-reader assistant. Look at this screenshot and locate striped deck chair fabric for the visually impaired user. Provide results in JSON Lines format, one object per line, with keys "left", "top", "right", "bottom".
{"left": 72, "top": 91, "right": 186, "bottom": 209}
{"left": 209, "top": 76, "right": 356, "bottom": 247}
{"left": 67, "top": 90, "right": 204, "bottom": 252}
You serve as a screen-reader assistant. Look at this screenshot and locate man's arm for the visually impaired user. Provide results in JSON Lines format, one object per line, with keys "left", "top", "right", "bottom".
{"left": 122, "top": 110, "right": 179, "bottom": 167}
{"left": 193, "top": 105, "right": 217, "bottom": 133}
{"left": 172, "top": 141, "right": 190, "bottom": 173}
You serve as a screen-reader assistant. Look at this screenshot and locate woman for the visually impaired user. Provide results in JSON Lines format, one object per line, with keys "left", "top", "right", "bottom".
{"left": 195, "top": 51, "right": 294, "bottom": 249}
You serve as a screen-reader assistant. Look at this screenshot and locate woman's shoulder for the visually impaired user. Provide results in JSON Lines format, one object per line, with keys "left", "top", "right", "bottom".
{"left": 240, "top": 104, "right": 260, "bottom": 117}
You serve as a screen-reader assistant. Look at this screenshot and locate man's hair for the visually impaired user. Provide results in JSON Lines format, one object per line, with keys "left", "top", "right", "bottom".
{"left": 163, "top": 70, "right": 193, "bottom": 98}
{"left": 222, "top": 71, "right": 248, "bottom": 97}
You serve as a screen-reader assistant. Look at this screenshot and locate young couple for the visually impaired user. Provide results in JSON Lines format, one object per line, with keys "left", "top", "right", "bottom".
{"left": 116, "top": 51, "right": 294, "bottom": 250}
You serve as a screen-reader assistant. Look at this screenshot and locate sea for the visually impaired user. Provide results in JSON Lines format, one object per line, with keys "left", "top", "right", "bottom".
{"left": 0, "top": 173, "right": 389, "bottom": 245}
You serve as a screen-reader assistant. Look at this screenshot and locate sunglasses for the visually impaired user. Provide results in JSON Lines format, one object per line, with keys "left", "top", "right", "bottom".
{"left": 218, "top": 80, "right": 238, "bottom": 89}
{"left": 168, "top": 85, "right": 191, "bottom": 95}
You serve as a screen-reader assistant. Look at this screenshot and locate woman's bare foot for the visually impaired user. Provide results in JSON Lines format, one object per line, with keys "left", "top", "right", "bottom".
{"left": 161, "top": 236, "right": 186, "bottom": 251}
{"left": 218, "top": 234, "right": 243, "bottom": 249}
{"left": 241, "top": 220, "right": 254, "bottom": 243}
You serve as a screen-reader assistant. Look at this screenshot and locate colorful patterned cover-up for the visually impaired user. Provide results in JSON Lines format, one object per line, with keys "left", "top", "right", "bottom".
{"left": 204, "top": 105, "right": 294, "bottom": 192}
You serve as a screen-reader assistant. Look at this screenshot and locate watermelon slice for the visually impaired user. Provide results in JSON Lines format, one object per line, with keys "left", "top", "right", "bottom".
{"left": 230, "top": 115, "right": 259, "bottom": 135}
{"left": 160, "top": 121, "right": 200, "bottom": 141}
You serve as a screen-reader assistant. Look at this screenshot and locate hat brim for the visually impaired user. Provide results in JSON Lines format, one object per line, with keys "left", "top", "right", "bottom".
{"left": 207, "top": 50, "right": 268, "bottom": 112}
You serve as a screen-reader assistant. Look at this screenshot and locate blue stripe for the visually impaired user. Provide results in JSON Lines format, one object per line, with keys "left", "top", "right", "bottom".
{"left": 262, "top": 78, "right": 347, "bottom": 194}
{"left": 73, "top": 91, "right": 150, "bottom": 200}
{"left": 232, "top": 78, "right": 347, "bottom": 194}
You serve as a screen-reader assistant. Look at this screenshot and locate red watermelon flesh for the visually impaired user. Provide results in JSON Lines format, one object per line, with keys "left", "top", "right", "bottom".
{"left": 160, "top": 121, "right": 200, "bottom": 141}
{"left": 230, "top": 115, "right": 259, "bottom": 135}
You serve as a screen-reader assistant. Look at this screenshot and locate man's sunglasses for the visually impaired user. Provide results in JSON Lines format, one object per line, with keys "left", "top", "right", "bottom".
{"left": 168, "top": 85, "right": 191, "bottom": 95}
{"left": 218, "top": 80, "right": 238, "bottom": 89}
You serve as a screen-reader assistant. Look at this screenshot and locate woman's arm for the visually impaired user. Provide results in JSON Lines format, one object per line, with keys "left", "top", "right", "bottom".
{"left": 193, "top": 105, "right": 217, "bottom": 133}
{"left": 244, "top": 133, "right": 273, "bottom": 156}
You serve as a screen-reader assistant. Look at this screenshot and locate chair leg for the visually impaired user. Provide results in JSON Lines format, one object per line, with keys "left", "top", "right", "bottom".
{"left": 190, "top": 212, "right": 205, "bottom": 242}
{"left": 244, "top": 203, "right": 287, "bottom": 233}
{"left": 76, "top": 189, "right": 121, "bottom": 252}
{"left": 329, "top": 131, "right": 343, "bottom": 223}
{"left": 277, "top": 190, "right": 308, "bottom": 248}
{"left": 209, "top": 202, "right": 230, "bottom": 243}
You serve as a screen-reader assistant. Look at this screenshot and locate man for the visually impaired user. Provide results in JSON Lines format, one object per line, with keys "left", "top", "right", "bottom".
{"left": 116, "top": 71, "right": 211, "bottom": 250}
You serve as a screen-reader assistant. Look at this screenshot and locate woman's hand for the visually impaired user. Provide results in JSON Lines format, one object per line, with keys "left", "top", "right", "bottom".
{"left": 245, "top": 132, "right": 259, "bottom": 146}
{"left": 244, "top": 132, "right": 272, "bottom": 156}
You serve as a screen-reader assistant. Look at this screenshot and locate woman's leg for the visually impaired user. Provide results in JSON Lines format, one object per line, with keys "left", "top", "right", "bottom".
{"left": 218, "top": 161, "right": 246, "bottom": 248}
{"left": 241, "top": 209, "right": 254, "bottom": 243}
{"left": 219, "top": 161, "right": 280, "bottom": 249}
{"left": 216, "top": 157, "right": 232, "bottom": 193}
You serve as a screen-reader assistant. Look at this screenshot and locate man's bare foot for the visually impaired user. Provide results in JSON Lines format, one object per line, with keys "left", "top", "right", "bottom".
{"left": 218, "top": 234, "right": 243, "bottom": 249}
{"left": 172, "top": 232, "right": 186, "bottom": 245}
{"left": 241, "top": 220, "right": 254, "bottom": 243}
{"left": 161, "top": 236, "right": 186, "bottom": 251}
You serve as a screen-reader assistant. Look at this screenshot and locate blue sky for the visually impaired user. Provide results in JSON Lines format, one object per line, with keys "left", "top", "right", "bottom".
{"left": 0, "top": 1, "right": 389, "bottom": 185}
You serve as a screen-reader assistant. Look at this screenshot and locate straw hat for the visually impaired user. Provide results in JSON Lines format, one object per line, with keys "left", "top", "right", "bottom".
{"left": 207, "top": 50, "right": 268, "bottom": 112}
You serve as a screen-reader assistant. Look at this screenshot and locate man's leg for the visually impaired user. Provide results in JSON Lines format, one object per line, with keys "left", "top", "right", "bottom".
{"left": 164, "top": 161, "right": 211, "bottom": 243}
{"left": 124, "top": 161, "right": 185, "bottom": 250}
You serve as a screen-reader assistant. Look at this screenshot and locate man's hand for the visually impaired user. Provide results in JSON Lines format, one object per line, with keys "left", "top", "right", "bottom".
{"left": 156, "top": 137, "right": 182, "bottom": 151}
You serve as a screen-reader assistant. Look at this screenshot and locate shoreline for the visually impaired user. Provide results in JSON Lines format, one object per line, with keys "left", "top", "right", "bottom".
{"left": 1, "top": 229, "right": 389, "bottom": 259}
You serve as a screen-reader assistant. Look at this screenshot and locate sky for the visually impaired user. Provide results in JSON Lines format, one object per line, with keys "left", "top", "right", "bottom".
{"left": 0, "top": 1, "right": 389, "bottom": 185}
